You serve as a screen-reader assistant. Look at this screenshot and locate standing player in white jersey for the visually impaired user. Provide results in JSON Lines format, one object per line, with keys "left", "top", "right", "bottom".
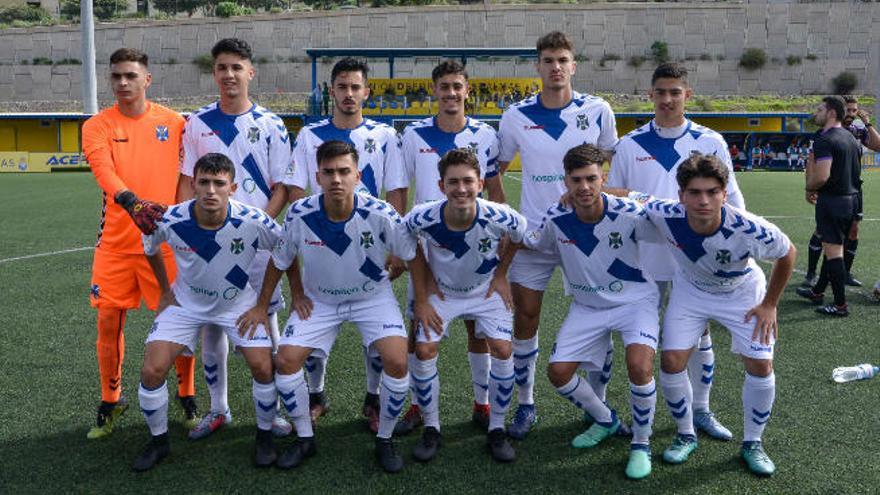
{"left": 133, "top": 154, "right": 282, "bottom": 471}
{"left": 606, "top": 63, "right": 744, "bottom": 442}
{"left": 239, "top": 141, "right": 416, "bottom": 473}
{"left": 523, "top": 145, "right": 660, "bottom": 479}
{"left": 176, "top": 38, "right": 292, "bottom": 440}
{"left": 287, "top": 58, "right": 408, "bottom": 428}
{"left": 393, "top": 60, "right": 506, "bottom": 436}
{"left": 631, "top": 154, "right": 795, "bottom": 476}
{"left": 405, "top": 149, "right": 524, "bottom": 463}
{"left": 496, "top": 31, "right": 618, "bottom": 438}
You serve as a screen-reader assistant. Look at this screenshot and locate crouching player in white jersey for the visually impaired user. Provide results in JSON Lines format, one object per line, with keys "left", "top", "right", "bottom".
{"left": 238, "top": 140, "right": 416, "bottom": 473}
{"left": 405, "top": 149, "right": 525, "bottom": 463}
{"left": 522, "top": 144, "right": 660, "bottom": 479}
{"left": 632, "top": 153, "right": 795, "bottom": 476}
{"left": 133, "top": 153, "right": 281, "bottom": 471}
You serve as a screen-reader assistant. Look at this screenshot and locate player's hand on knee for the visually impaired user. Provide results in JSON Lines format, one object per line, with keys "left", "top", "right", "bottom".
{"left": 804, "top": 190, "right": 817, "bottom": 205}
{"left": 237, "top": 305, "right": 269, "bottom": 339}
{"left": 385, "top": 254, "right": 407, "bottom": 281}
{"left": 116, "top": 190, "right": 166, "bottom": 235}
{"left": 745, "top": 302, "right": 778, "bottom": 345}
{"left": 486, "top": 273, "right": 514, "bottom": 311}
{"left": 413, "top": 301, "right": 443, "bottom": 339}
{"left": 292, "top": 294, "right": 313, "bottom": 320}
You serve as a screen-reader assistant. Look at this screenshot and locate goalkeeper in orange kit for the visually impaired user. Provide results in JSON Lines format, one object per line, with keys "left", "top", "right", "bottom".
{"left": 82, "top": 48, "right": 198, "bottom": 439}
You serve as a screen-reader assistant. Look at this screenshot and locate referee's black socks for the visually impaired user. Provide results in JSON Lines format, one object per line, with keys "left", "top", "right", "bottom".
{"left": 844, "top": 238, "right": 858, "bottom": 274}
{"left": 806, "top": 233, "right": 822, "bottom": 279}
{"left": 825, "top": 257, "right": 847, "bottom": 306}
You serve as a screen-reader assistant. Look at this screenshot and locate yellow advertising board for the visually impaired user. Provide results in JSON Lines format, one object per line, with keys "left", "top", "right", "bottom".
{"left": 0, "top": 152, "right": 88, "bottom": 173}
{"left": 30, "top": 152, "right": 88, "bottom": 170}
{"left": 368, "top": 78, "right": 541, "bottom": 98}
{"left": 0, "top": 152, "right": 32, "bottom": 173}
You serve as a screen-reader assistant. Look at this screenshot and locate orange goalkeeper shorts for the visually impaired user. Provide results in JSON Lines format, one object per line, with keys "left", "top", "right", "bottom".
{"left": 89, "top": 247, "right": 177, "bottom": 311}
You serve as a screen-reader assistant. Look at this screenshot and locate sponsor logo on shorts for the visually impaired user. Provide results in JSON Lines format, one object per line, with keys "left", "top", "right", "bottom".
{"left": 639, "top": 331, "right": 657, "bottom": 343}
{"left": 249, "top": 335, "right": 269, "bottom": 341}
{"left": 149, "top": 321, "right": 159, "bottom": 335}
{"left": 750, "top": 343, "right": 772, "bottom": 353}
{"left": 284, "top": 324, "right": 295, "bottom": 337}
{"left": 531, "top": 174, "right": 565, "bottom": 183}
{"left": 550, "top": 342, "right": 557, "bottom": 356}
{"left": 438, "top": 280, "right": 476, "bottom": 294}
{"left": 383, "top": 323, "right": 404, "bottom": 330}
{"left": 317, "top": 282, "right": 376, "bottom": 296}
{"left": 568, "top": 280, "right": 624, "bottom": 293}
{"left": 496, "top": 326, "right": 512, "bottom": 335}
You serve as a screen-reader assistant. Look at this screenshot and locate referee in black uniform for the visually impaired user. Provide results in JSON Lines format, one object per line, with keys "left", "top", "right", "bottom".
{"left": 798, "top": 96, "right": 862, "bottom": 316}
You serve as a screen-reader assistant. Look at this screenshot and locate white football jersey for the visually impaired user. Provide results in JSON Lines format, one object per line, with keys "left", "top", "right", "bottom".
{"left": 498, "top": 92, "right": 618, "bottom": 227}
{"left": 639, "top": 197, "right": 791, "bottom": 294}
{"left": 401, "top": 117, "right": 500, "bottom": 204}
{"left": 286, "top": 118, "right": 407, "bottom": 198}
{"left": 524, "top": 194, "right": 659, "bottom": 308}
{"left": 404, "top": 198, "right": 526, "bottom": 298}
{"left": 143, "top": 199, "right": 281, "bottom": 316}
{"left": 272, "top": 193, "right": 417, "bottom": 304}
{"left": 181, "top": 102, "right": 291, "bottom": 211}
{"left": 608, "top": 119, "right": 745, "bottom": 281}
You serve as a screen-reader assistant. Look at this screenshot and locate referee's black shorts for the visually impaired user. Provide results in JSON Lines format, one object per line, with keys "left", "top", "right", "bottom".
{"left": 815, "top": 194, "right": 857, "bottom": 245}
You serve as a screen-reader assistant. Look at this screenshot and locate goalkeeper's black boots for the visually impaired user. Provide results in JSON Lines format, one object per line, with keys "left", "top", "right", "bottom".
{"left": 132, "top": 433, "right": 170, "bottom": 472}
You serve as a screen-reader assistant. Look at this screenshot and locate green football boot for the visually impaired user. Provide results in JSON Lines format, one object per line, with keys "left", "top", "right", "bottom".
{"left": 625, "top": 444, "right": 652, "bottom": 480}
{"left": 571, "top": 412, "right": 620, "bottom": 449}
{"left": 662, "top": 434, "right": 697, "bottom": 464}
{"left": 741, "top": 441, "right": 776, "bottom": 476}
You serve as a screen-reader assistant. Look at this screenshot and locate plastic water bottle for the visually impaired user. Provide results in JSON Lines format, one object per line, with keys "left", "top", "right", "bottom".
{"left": 831, "top": 364, "right": 879, "bottom": 383}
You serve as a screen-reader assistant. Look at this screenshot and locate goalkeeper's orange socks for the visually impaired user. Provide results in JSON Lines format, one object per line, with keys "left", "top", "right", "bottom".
{"left": 175, "top": 355, "right": 196, "bottom": 398}
{"left": 96, "top": 308, "right": 127, "bottom": 403}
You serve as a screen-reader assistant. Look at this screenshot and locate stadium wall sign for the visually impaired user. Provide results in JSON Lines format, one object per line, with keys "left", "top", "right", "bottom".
{"left": 0, "top": 152, "right": 87, "bottom": 173}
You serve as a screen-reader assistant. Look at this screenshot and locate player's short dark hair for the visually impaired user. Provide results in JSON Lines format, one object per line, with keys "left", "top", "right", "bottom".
{"left": 843, "top": 95, "right": 858, "bottom": 105}
{"left": 563, "top": 144, "right": 606, "bottom": 175}
{"left": 211, "top": 38, "right": 253, "bottom": 61}
{"left": 822, "top": 95, "right": 847, "bottom": 122}
{"left": 432, "top": 60, "right": 468, "bottom": 82}
{"left": 316, "top": 140, "right": 359, "bottom": 167}
{"left": 536, "top": 31, "right": 574, "bottom": 54}
{"left": 194, "top": 153, "right": 236, "bottom": 180}
{"left": 331, "top": 57, "right": 369, "bottom": 84}
{"left": 110, "top": 48, "right": 148, "bottom": 67}
{"left": 651, "top": 62, "right": 688, "bottom": 86}
{"left": 676, "top": 153, "right": 729, "bottom": 190}
{"left": 438, "top": 149, "right": 480, "bottom": 179}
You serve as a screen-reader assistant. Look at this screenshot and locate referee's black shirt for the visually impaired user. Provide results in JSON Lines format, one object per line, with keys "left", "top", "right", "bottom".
{"left": 813, "top": 127, "right": 862, "bottom": 196}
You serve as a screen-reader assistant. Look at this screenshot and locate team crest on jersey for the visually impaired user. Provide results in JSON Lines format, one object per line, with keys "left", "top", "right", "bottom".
{"left": 360, "top": 231, "right": 375, "bottom": 248}
{"left": 576, "top": 114, "right": 589, "bottom": 130}
{"left": 464, "top": 142, "right": 479, "bottom": 155}
{"left": 364, "top": 138, "right": 377, "bottom": 153}
{"left": 248, "top": 126, "right": 261, "bottom": 143}
{"left": 230, "top": 238, "right": 245, "bottom": 254}
{"left": 155, "top": 125, "right": 169, "bottom": 142}
{"left": 715, "top": 249, "right": 731, "bottom": 264}
{"left": 478, "top": 237, "right": 492, "bottom": 253}
{"left": 608, "top": 232, "right": 623, "bottom": 249}
{"left": 90, "top": 284, "right": 100, "bottom": 299}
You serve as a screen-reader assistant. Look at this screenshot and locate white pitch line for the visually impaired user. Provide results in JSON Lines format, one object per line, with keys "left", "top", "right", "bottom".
{"left": 503, "top": 173, "right": 522, "bottom": 182}
{"left": 0, "top": 246, "right": 94, "bottom": 265}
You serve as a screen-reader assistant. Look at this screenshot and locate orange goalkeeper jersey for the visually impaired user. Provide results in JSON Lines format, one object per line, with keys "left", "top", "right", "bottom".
{"left": 83, "top": 102, "right": 184, "bottom": 254}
